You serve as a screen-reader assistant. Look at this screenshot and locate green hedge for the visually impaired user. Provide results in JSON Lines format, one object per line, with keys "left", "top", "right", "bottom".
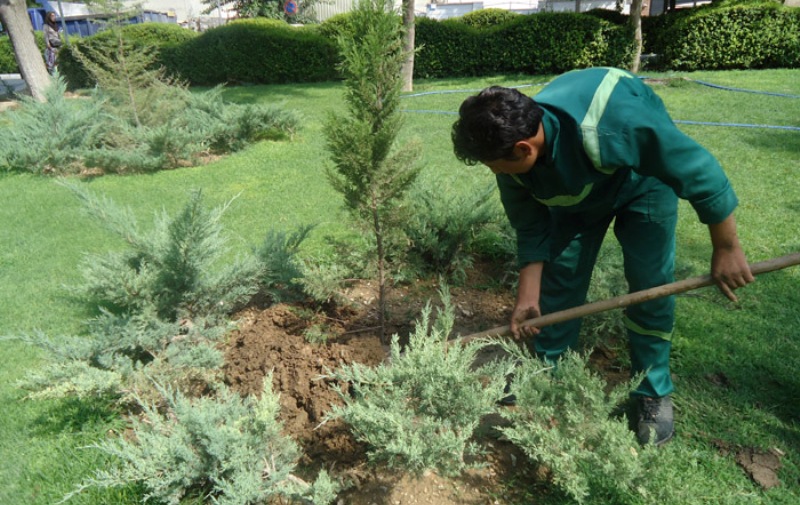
{"left": 414, "top": 18, "right": 486, "bottom": 78}
{"left": 0, "top": 35, "right": 17, "bottom": 74}
{"left": 171, "top": 18, "right": 339, "bottom": 85}
{"left": 415, "top": 12, "right": 634, "bottom": 79}
{"left": 661, "top": 4, "right": 800, "bottom": 70}
{"left": 0, "top": 32, "right": 49, "bottom": 74}
{"left": 457, "top": 8, "right": 520, "bottom": 29}
{"left": 7, "top": 5, "right": 798, "bottom": 88}
{"left": 59, "top": 23, "right": 197, "bottom": 89}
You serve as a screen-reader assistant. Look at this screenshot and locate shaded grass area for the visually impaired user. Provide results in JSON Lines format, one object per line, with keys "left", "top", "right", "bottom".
{"left": 1, "top": 69, "right": 799, "bottom": 504}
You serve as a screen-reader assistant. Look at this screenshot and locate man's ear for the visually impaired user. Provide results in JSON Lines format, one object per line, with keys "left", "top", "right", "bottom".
{"left": 513, "top": 139, "right": 535, "bottom": 157}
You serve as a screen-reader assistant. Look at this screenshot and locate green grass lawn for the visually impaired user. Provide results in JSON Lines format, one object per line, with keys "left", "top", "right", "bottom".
{"left": 1, "top": 68, "right": 799, "bottom": 504}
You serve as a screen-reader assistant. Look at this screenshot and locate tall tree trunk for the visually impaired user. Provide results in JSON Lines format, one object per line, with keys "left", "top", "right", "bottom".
{"left": 629, "top": 0, "right": 644, "bottom": 73}
{"left": 400, "top": 0, "right": 415, "bottom": 92}
{"left": 574, "top": 0, "right": 581, "bottom": 12}
{"left": 0, "top": 0, "right": 51, "bottom": 101}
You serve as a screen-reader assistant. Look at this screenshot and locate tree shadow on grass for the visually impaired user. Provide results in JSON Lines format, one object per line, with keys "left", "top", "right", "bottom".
{"left": 28, "top": 396, "right": 124, "bottom": 437}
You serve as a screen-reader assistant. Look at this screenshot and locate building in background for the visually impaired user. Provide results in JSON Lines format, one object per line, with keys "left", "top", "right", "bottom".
{"left": 29, "top": 0, "right": 177, "bottom": 37}
{"left": 130, "top": 0, "right": 232, "bottom": 28}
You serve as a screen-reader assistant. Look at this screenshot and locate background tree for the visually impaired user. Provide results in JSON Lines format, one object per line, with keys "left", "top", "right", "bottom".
{"left": 0, "top": 0, "right": 50, "bottom": 101}
{"left": 324, "top": 0, "right": 420, "bottom": 343}
{"left": 400, "top": 0, "right": 414, "bottom": 92}
{"left": 629, "top": 0, "right": 643, "bottom": 72}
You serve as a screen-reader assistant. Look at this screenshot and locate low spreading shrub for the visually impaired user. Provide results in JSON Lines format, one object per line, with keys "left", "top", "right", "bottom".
{"left": 497, "top": 345, "right": 649, "bottom": 503}
{"left": 64, "top": 379, "right": 338, "bottom": 505}
{"left": 497, "top": 342, "right": 757, "bottom": 504}
{"left": 0, "top": 75, "right": 298, "bottom": 175}
{"left": 323, "top": 288, "right": 514, "bottom": 476}
{"left": 16, "top": 188, "right": 259, "bottom": 401}
{"left": 253, "top": 224, "right": 315, "bottom": 303}
{"left": 0, "top": 75, "right": 105, "bottom": 174}
{"left": 402, "top": 181, "right": 500, "bottom": 284}
{"left": 68, "top": 186, "right": 262, "bottom": 321}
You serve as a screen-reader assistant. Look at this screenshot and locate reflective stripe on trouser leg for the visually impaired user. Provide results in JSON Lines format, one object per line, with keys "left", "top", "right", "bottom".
{"left": 614, "top": 181, "right": 678, "bottom": 398}
{"left": 531, "top": 213, "right": 613, "bottom": 361}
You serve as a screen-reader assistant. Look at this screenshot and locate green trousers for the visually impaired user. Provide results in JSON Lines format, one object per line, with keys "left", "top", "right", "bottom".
{"left": 532, "top": 178, "right": 678, "bottom": 398}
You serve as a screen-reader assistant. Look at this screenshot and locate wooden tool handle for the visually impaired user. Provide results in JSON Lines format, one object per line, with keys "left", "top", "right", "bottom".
{"left": 457, "top": 252, "right": 800, "bottom": 344}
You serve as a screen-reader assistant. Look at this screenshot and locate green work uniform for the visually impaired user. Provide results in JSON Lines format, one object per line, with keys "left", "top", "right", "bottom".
{"left": 497, "top": 67, "right": 738, "bottom": 397}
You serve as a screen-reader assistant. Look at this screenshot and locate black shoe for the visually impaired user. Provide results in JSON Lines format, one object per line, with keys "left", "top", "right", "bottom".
{"left": 636, "top": 395, "right": 674, "bottom": 446}
{"left": 497, "top": 380, "right": 516, "bottom": 406}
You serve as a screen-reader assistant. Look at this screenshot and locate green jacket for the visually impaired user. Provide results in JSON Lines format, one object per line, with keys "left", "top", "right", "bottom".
{"left": 498, "top": 67, "right": 738, "bottom": 266}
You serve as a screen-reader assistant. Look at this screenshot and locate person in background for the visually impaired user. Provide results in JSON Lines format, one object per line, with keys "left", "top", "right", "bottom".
{"left": 43, "top": 11, "right": 62, "bottom": 74}
{"left": 451, "top": 67, "right": 754, "bottom": 446}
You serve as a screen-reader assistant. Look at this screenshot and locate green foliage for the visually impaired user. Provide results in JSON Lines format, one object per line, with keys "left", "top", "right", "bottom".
{"left": 65, "top": 379, "right": 320, "bottom": 505}
{"left": 497, "top": 344, "right": 762, "bottom": 504}
{"left": 172, "top": 19, "right": 339, "bottom": 86}
{"left": 413, "top": 18, "right": 485, "bottom": 78}
{"left": 661, "top": 4, "right": 800, "bottom": 70}
{"left": 17, "top": 310, "right": 225, "bottom": 402}
{"left": 497, "top": 345, "right": 649, "bottom": 503}
{"left": 85, "top": 84, "right": 298, "bottom": 173}
{"left": 67, "top": 185, "right": 262, "bottom": 322}
{"left": 295, "top": 236, "right": 376, "bottom": 305}
{"left": 584, "top": 7, "right": 628, "bottom": 25}
{"left": 13, "top": 188, "right": 257, "bottom": 402}
{"left": 253, "top": 224, "right": 315, "bottom": 302}
{"left": 324, "top": 0, "right": 422, "bottom": 339}
{"left": 0, "top": 35, "right": 18, "bottom": 74}
{"left": 494, "top": 13, "right": 635, "bottom": 75}
{"left": 325, "top": 0, "right": 418, "bottom": 222}
{"left": 324, "top": 289, "right": 513, "bottom": 476}
{"left": 414, "top": 13, "right": 635, "bottom": 79}
{"left": 314, "top": 11, "right": 357, "bottom": 40}
{"left": 72, "top": 32, "right": 183, "bottom": 128}
{"left": 0, "top": 31, "right": 49, "bottom": 74}
{"left": 178, "top": 85, "right": 299, "bottom": 151}
{"left": 402, "top": 182, "right": 499, "bottom": 284}
{"left": 0, "top": 75, "right": 106, "bottom": 174}
{"left": 59, "top": 23, "right": 197, "bottom": 90}
{"left": 0, "top": 70, "right": 298, "bottom": 174}
{"left": 458, "top": 8, "right": 520, "bottom": 29}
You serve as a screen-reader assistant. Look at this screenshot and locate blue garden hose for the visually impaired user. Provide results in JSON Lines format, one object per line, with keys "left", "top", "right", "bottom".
{"left": 401, "top": 78, "right": 800, "bottom": 131}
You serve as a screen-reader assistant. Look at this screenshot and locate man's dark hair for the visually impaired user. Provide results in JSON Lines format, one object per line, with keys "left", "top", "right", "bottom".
{"left": 451, "top": 86, "right": 543, "bottom": 165}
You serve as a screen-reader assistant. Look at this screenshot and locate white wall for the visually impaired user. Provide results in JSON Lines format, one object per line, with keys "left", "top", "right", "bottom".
{"left": 130, "top": 0, "right": 220, "bottom": 23}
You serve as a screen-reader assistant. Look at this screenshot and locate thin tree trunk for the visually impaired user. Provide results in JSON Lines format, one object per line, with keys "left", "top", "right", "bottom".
{"left": 574, "top": 0, "right": 581, "bottom": 12}
{"left": 400, "top": 0, "right": 415, "bottom": 92}
{"left": 629, "top": 0, "right": 644, "bottom": 73}
{"left": 371, "top": 196, "right": 388, "bottom": 344}
{"left": 0, "top": 0, "right": 51, "bottom": 101}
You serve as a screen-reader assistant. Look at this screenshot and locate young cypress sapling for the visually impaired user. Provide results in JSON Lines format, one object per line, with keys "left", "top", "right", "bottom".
{"left": 323, "top": 0, "right": 421, "bottom": 343}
